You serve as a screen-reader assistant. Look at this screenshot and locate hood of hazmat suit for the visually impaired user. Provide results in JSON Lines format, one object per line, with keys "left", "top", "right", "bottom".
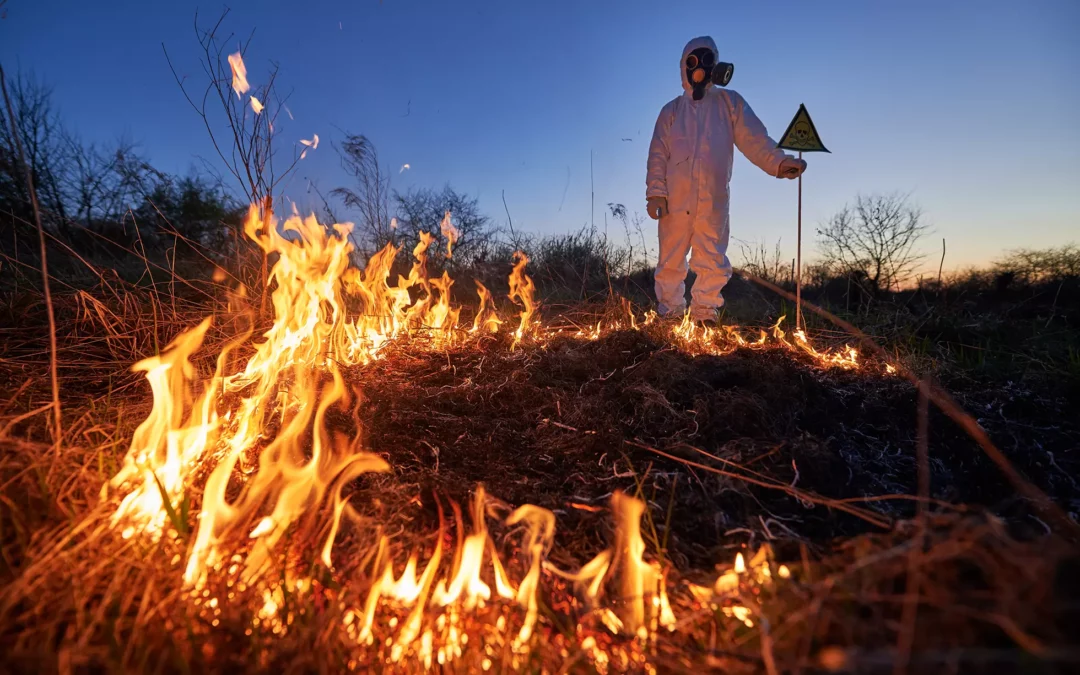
{"left": 647, "top": 36, "right": 792, "bottom": 320}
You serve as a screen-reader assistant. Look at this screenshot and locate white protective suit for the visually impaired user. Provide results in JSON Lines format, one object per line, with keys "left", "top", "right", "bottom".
{"left": 647, "top": 36, "right": 793, "bottom": 319}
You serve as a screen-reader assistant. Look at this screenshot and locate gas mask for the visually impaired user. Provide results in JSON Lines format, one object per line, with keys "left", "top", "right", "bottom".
{"left": 685, "top": 47, "right": 734, "bottom": 100}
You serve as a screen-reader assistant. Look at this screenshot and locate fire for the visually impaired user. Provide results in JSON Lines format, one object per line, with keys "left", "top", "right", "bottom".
{"left": 228, "top": 51, "right": 250, "bottom": 97}
{"left": 347, "top": 488, "right": 548, "bottom": 666}
{"left": 440, "top": 209, "right": 460, "bottom": 258}
{"left": 504, "top": 504, "right": 555, "bottom": 645}
{"left": 101, "top": 317, "right": 221, "bottom": 540}
{"left": 471, "top": 280, "right": 503, "bottom": 333}
{"left": 666, "top": 310, "right": 863, "bottom": 369}
{"left": 508, "top": 251, "right": 536, "bottom": 348}
{"left": 609, "top": 492, "right": 676, "bottom": 634}
{"left": 689, "top": 543, "right": 788, "bottom": 631}
{"left": 544, "top": 491, "right": 674, "bottom": 639}
{"left": 250, "top": 96, "right": 264, "bottom": 114}
{"left": 432, "top": 487, "right": 515, "bottom": 609}
{"left": 99, "top": 200, "right": 888, "bottom": 667}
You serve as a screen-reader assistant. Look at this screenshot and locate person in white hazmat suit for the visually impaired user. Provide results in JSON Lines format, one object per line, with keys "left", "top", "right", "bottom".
{"left": 646, "top": 36, "right": 806, "bottom": 323}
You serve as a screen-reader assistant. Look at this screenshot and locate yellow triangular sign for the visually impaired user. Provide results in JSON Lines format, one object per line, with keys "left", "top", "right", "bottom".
{"left": 777, "top": 103, "right": 829, "bottom": 153}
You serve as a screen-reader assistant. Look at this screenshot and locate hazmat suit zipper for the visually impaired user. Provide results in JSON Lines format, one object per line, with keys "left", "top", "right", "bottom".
{"left": 690, "top": 92, "right": 711, "bottom": 219}
{"left": 687, "top": 94, "right": 704, "bottom": 217}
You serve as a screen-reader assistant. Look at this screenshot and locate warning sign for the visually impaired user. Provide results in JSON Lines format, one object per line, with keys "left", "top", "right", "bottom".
{"left": 777, "top": 104, "right": 829, "bottom": 153}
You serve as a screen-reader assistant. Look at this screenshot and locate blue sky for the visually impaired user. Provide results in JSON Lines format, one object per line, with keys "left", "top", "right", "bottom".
{"left": 3, "top": 0, "right": 1078, "bottom": 269}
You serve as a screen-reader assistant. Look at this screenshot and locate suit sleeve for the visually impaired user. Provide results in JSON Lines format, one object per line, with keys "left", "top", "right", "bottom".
{"left": 728, "top": 90, "right": 790, "bottom": 177}
{"left": 646, "top": 103, "right": 673, "bottom": 199}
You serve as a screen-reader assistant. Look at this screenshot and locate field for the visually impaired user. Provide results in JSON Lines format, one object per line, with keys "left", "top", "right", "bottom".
{"left": 1, "top": 205, "right": 1078, "bottom": 674}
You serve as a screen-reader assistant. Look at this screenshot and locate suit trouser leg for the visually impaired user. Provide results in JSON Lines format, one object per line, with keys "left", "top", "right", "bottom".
{"left": 654, "top": 213, "right": 693, "bottom": 316}
{"left": 688, "top": 209, "right": 732, "bottom": 318}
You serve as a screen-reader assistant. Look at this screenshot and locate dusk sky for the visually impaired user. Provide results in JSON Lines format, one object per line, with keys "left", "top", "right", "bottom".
{"left": 3, "top": 0, "right": 1078, "bottom": 270}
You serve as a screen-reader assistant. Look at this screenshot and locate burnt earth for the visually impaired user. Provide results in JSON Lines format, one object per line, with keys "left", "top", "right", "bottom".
{"left": 344, "top": 326, "right": 1080, "bottom": 570}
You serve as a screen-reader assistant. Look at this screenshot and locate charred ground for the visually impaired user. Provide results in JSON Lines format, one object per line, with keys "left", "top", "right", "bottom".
{"left": 346, "top": 317, "right": 1079, "bottom": 564}
{"left": 1, "top": 284, "right": 1079, "bottom": 672}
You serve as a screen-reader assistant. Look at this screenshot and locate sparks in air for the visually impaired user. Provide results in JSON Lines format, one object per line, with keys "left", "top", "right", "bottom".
{"left": 227, "top": 51, "right": 250, "bottom": 97}
{"left": 400, "top": 163, "right": 410, "bottom": 173}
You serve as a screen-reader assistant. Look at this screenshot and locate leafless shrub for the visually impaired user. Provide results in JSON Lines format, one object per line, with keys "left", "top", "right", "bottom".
{"left": 393, "top": 186, "right": 495, "bottom": 270}
{"left": 164, "top": 11, "right": 301, "bottom": 209}
{"left": 737, "top": 237, "right": 786, "bottom": 285}
{"left": 330, "top": 133, "right": 392, "bottom": 255}
{"left": 816, "top": 193, "right": 929, "bottom": 296}
{"left": 993, "top": 244, "right": 1080, "bottom": 285}
{"left": 0, "top": 72, "right": 69, "bottom": 234}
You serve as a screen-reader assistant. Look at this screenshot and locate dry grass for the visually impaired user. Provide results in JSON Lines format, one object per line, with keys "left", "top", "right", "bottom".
{"left": 1, "top": 279, "right": 1077, "bottom": 673}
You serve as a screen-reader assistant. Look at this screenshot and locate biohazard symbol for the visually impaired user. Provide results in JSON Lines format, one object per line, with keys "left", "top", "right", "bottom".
{"left": 777, "top": 104, "right": 829, "bottom": 153}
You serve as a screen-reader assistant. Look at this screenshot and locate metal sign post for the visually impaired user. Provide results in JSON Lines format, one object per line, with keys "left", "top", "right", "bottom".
{"left": 776, "top": 103, "right": 829, "bottom": 330}
{"left": 797, "top": 150, "right": 803, "bottom": 329}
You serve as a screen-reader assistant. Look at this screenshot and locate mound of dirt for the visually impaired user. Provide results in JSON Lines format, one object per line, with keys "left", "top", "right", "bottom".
{"left": 343, "top": 324, "right": 1079, "bottom": 570}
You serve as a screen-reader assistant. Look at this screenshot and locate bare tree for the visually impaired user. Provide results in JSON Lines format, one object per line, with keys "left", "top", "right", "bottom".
{"left": 329, "top": 132, "right": 391, "bottom": 253}
{"left": 0, "top": 72, "right": 70, "bottom": 233}
{"left": 816, "top": 193, "right": 929, "bottom": 295}
{"left": 0, "top": 64, "right": 249, "bottom": 281}
{"left": 163, "top": 10, "right": 308, "bottom": 303}
{"left": 393, "top": 186, "right": 494, "bottom": 268}
{"left": 1, "top": 73, "right": 160, "bottom": 246}
{"left": 63, "top": 132, "right": 162, "bottom": 234}
{"left": 164, "top": 11, "right": 301, "bottom": 209}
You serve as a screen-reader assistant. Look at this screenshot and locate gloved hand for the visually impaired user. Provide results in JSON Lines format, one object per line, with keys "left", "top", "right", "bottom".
{"left": 778, "top": 157, "right": 807, "bottom": 179}
{"left": 646, "top": 196, "right": 667, "bottom": 220}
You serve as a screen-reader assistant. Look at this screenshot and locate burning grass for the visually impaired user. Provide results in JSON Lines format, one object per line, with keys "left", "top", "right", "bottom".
{"left": 1, "top": 205, "right": 1078, "bottom": 673}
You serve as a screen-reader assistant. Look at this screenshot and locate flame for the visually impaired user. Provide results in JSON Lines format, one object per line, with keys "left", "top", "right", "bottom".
{"left": 250, "top": 96, "right": 264, "bottom": 114}
{"left": 545, "top": 492, "right": 673, "bottom": 636}
{"left": 348, "top": 488, "right": 544, "bottom": 665}
{"left": 189, "top": 206, "right": 392, "bottom": 587}
{"left": 440, "top": 210, "right": 460, "bottom": 258}
{"left": 228, "top": 51, "right": 250, "bottom": 97}
{"left": 771, "top": 315, "right": 791, "bottom": 347}
{"left": 610, "top": 492, "right": 676, "bottom": 634}
{"left": 433, "top": 487, "right": 515, "bottom": 608}
{"left": 691, "top": 543, "right": 789, "bottom": 631}
{"left": 505, "top": 505, "right": 555, "bottom": 645}
{"left": 99, "top": 197, "right": 875, "bottom": 667}
{"left": 508, "top": 251, "right": 536, "bottom": 349}
{"left": 102, "top": 317, "right": 221, "bottom": 540}
{"left": 660, "top": 311, "right": 864, "bottom": 370}
{"left": 471, "top": 280, "right": 503, "bottom": 334}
